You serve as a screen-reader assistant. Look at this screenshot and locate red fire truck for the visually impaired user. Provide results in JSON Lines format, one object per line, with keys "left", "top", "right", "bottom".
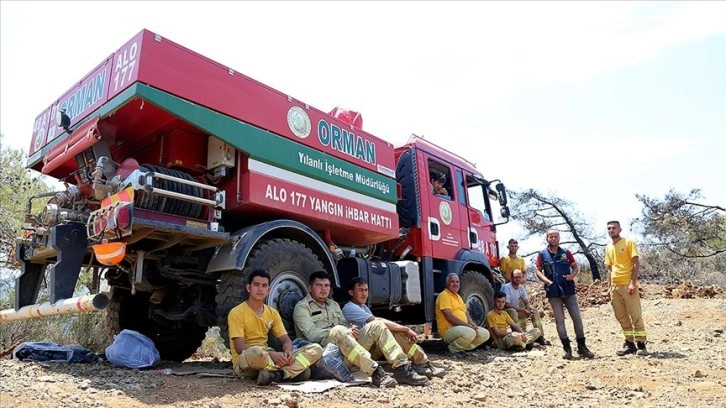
{"left": 5, "top": 29, "right": 509, "bottom": 361}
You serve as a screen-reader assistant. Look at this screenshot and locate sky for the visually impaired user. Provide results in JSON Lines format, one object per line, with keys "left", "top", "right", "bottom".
{"left": 1, "top": 1, "right": 725, "bottom": 259}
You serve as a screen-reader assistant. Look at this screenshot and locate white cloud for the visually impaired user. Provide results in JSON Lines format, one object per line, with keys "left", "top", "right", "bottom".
{"left": 3, "top": 2, "right": 723, "bottom": 150}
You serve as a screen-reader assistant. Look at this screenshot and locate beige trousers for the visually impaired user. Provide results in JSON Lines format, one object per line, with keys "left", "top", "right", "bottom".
{"left": 234, "top": 343, "right": 323, "bottom": 379}
{"left": 611, "top": 285, "right": 647, "bottom": 342}
{"left": 327, "top": 325, "right": 379, "bottom": 375}
{"left": 496, "top": 328, "right": 542, "bottom": 350}
{"left": 356, "top": 320, "right": 409, "bottom": 368}
{"left": 506, "top": 305, "right": 544, "bottom": 333}
{"left": 359, "top": 320, "right": 429, "bottom": 365}
{"left": 442, "top": 326, "right": 490, "bottom": 352}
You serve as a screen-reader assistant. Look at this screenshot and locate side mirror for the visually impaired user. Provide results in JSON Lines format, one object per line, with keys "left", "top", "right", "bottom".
{"left": 500, "top": 206, "right": 510, "bottom": 219}
{"left": 495, "top": 183, "right": 508, "bottom": 206}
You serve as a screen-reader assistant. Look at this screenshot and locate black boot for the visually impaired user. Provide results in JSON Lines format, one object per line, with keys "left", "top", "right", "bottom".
{"left": 636, "top": 341, "right": 648, "bottom": 356}
{"left": 256, "top": 370, "right": 284, "bottom": 386}
{"left": 616, "top": 341, "right": 637, "bottom": 356}
{"left": 576, "top": 337, "right": 595, "bottom": 359}
{"left": 290, "top": 368, "right": 311, "bottom": 382}
{"left": 535, "top": 336, "right": 552, "bottom": 346}
{"left": 392, "top": 363, "right": 428, "bottom": 386}
{"left": 561, "top": 339, "right": 573, "bottom": 360}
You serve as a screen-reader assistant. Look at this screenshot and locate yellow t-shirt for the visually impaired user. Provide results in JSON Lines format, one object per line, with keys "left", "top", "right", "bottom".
{"left": 605, "top": 238, "right": 639, "bottom": 286}
{"left": 486, "top": 310, "right": 514, "bottom": 342}
{"left": 435, "top": 289, "right": 467, "bottom": 337}
{"left": 227, "top": 302, "right": 287, "bottom": 367}
{"left": 500, "top": 256, "right": 526, "bottom": 281}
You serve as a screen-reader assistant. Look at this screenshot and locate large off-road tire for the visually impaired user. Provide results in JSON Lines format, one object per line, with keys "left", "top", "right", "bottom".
{"left": 215, "top": 238, "right": 325, "bottom": 348}
{"left": 106, "top": 289, "right": 207, "bottom": 362}
{"left": 460, "top": 270, "right": 495, "bottom": 327}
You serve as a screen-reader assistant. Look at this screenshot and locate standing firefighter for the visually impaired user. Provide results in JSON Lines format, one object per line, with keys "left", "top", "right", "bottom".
{"left": 605, "top": 221, "right": 648, "bottom": 356}
{"left": 500, "top": 238, "right": 526, "bottom": 283}
{"left": 535, "top": 229, "right": 595, "bottom": 360}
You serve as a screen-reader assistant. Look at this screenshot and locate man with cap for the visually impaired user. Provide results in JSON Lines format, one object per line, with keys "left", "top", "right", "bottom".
{"left": 431, "top": 173, "right": 449, "bottom": 196}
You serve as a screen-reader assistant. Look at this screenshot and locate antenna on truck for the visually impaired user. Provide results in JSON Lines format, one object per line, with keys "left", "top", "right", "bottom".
{"left": 407, "top": 133, "right": 478, "bottom": 168}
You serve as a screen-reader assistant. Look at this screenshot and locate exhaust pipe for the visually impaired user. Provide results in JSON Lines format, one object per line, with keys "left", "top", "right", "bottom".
{"left": 0, "top": 293, "right": 110, "bottom": 324}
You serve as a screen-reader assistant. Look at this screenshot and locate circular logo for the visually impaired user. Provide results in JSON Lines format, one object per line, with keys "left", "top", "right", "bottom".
{"left": 33, "top": 127, "right": 46, "bottom": 152}
{"left": 439, "top": 201, "right": 453, "bottom": 225}
{"left": 287, "top": 106, "right": 311, "bottom": 139}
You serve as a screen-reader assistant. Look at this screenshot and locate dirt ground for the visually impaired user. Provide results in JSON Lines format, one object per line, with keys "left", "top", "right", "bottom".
{"left": 1, "top": 284, "right": 724, "bottom": 408}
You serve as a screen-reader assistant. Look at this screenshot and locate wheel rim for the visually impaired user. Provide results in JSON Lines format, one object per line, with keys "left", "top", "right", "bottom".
{"left": 466, "top": 291, "right": 488, "bottom": 326}
{"left": 268, "top": 271, "right": 308, "bottom": 323}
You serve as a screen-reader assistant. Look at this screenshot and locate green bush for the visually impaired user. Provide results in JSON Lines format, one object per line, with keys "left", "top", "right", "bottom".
{"left": 0, "top": 312, "right": 109, "bottom": 353}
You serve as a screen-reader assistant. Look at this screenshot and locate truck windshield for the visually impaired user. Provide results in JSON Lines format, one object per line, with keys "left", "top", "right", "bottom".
{"left": 466, "top": 176, "right": 492, "bottom": 222}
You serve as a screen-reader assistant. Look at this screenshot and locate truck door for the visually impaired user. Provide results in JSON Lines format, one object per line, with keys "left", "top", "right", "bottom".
{"left": 423, "top": 156, "right": 462, "bottom": 260}
{"left": 461, "top": 171, "right": 498, "bottom": 265}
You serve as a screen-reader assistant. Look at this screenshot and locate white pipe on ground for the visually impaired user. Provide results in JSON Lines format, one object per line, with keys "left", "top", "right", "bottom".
{"left": 0, "top": 293, "right": 109, "bottom": 323}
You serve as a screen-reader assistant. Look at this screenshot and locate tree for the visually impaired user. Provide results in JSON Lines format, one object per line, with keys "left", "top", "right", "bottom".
{"left": 509, "top": 189, "right": 604, "bottom": 280}
{"left": 0, "top": 135, "right": 53, "bottom": 303}
{"left": 633, "top": 189, "right": 726, "bottom": 259}
{"left": 0, "top": 136, "right": 110, "bottom": 352}
{"left": 0, "top": 135, "right": 100, "bottom": 295}
{"left": 0, "top": 135, "right": 52, "bottom": 267}
{"left": 0, "top": 136, "right": 56, "bottom": 347}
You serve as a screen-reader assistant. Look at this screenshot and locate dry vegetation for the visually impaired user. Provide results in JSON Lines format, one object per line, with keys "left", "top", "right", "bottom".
{"left": 2, "top": 282, "right": 725, "bottom": 408}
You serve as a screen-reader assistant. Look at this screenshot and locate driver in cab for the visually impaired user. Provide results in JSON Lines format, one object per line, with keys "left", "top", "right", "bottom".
{"left": 431, "top": 173, "right": 449, "bottom": 196}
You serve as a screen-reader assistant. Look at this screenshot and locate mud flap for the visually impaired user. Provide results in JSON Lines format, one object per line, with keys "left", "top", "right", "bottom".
{"left": 15, "top": 244, "right": 45, "bottom": 310}
{"left": 15, "top": 224, "right": 89, "bottom": 308}
{"left": 48, "top": 223, "right": 89, "bottom": 303}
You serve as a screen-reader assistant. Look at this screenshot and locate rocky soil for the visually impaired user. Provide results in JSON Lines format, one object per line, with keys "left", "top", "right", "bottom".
{"left": 1, "top": 284, "right": 725, "bottom": 408}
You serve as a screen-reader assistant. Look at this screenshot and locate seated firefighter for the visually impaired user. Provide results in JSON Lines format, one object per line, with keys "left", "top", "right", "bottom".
{"left": 431, "top": 172, "right": 449, "bottom": 196}
{"left": 486, "top": 292, "right": 543, "bottom": 351}
{"left": 342, "top": 277, "right": 445, "bottom": 379}
{"left": 503, "top": 269, "right": 550, "bottom": 346}
{"left": 293, "top": 271, "right": 427, "bottom": 387}
{"left": 228, "top": 269, "right": 323, "bottom": 386}
{"left": 435, "top": 273, "right": 490, "bottom": 355}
